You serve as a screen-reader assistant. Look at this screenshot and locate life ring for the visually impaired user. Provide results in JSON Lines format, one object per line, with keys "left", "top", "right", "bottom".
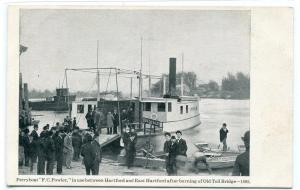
{"left": 151, "top": 113, "right": 158, "bottom": 120}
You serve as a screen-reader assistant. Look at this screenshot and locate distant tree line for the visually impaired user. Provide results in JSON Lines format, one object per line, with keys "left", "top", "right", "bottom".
{"left": 28, "top": 89, "right": 55, "bottom": 99}
{"left": 220, "top": 72, "right": 250, "bottom": 99}
{"left": 150, "top": 71, "right": 250, "bottom": 99}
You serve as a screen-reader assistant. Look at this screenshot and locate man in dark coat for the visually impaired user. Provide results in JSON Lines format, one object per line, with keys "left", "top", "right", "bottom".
{"left": 45, "top": 131, "right": 55, "bottom": 175}
{"left": 72, "top": 117, "right": 77, "bottom": 129}
{"left": 163, "top": 132, "right": 171, "bottom": 174}
{"left": 23, "top": 128, "right": 31, "bottom": 167}
{"left": 232, "top": 131, "right": 250, "bottom": 176}
{"left": 19, "top": 110, "right": 26, "bottom": 129}
{"left": 19, "top": 129, "right": 25, "bottom": 167}
{"left": 125, "top": 129, "right": 137, "bottom": 169}
{"left": 40, "top": 125, "right": 49, "bottom": 138}
{"left": 85, "top": 110, "right": 93, "bottom": 131}
{"left": 29, "top": 125, "right": 39, "bottom": 171}
{"left": 52, "top": 129, "right": 59, "bottom": 167}
{"left": 50, "top": 127, "right": 57, "bottom": 164}
{"left": 28, "top": 134, "right": 37, "bottom": 172}
{"left": 37, "top": 131, "right": 47, "bottom": 175}
{"left": 91, "top": 133, "right": 102, "bottom": 175}
{"left": 72, "top": 127, "right": 82, "bottom": 161}
{"left": 81, "top": 134, "right": 99, "bottom": 175}
{"left": 219, "top": 123, "right": 229, "bottom": 151}
{"left": 167, "top": 136, "right": 178, "bottom": 176}
{"left": 175, "top": 130, "right": 187, "bottom": 157}
{"left": 54, "top": 128, "right": 65, "bottom": 174}
{"left": 30, "top": 124, "right": 39, "bottom": 140}
{"left": 112, "top": 109, "right": 119, "bottom": 134}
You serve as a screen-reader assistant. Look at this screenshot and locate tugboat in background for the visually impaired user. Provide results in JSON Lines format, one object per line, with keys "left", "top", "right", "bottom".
{"left": 29, "top": 88, "right": 76, "bottom": 111}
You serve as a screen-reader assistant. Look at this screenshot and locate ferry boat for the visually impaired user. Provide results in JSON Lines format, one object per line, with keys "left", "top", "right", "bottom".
{"left": 69, "top": 57, "right": 201, "bottom": 133}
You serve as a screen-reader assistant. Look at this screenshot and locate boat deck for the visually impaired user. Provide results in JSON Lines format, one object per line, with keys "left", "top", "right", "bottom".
{"left": 97, "top": 134, "right": 121, "bottom": 147}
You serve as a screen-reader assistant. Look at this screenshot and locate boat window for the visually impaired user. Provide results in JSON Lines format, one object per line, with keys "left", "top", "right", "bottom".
{"left": 88, "top": 104, "right": 92, "bottom": 111}
{"left": 77, "top": 104, "right": 84, "bottom": 113}
{"left": 158, "top": 103, "right": 166, "bottom": 112}
{"left": 143, "top": 102, "right": 151, "bottom": 111}
{"left": 168, "top": 102, "right": 172, "bottom": 112}
{"left": 180, "top": 106, "right": 183, "bottom": 114}
{"left": 186, "top": 105, "right": 189, "bottom": 113}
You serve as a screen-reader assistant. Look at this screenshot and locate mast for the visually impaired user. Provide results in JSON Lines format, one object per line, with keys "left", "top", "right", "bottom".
{"left": 65, "top": 68, "right": 70, "bottom": 116}
{"left": 181, "top": 53, "right": 184, "bottom": 97}
{"left": 115, "top": 69, "right": 122, "bottom": 134}
{"left": 97, "top": 40, "right": 100, "bottom": 102}
{"left": 148, "top": 54, "right": 151, "bottom": 97}
{"left": 139, "top": 37, "right": 143, "bottom": 101}
{"left": 163, "top": 75, "right": 166, "bottom": 95}
{"left": 138, "top": 37, "right": 143, "bottom": 129}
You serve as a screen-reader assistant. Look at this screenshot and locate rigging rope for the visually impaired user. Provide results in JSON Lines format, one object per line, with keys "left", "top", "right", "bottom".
{"left": 100, "top": 69, "right": 112, "bottom": 110}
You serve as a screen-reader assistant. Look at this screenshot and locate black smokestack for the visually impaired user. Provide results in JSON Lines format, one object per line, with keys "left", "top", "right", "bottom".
{"left": 169, "top": 58, "right": 176, "bottom": 96}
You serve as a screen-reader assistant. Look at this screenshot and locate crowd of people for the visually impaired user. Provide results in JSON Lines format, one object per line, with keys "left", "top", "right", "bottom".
{"left": 18, "top": 116, "right": 102, "bottom": 175}
{"left": 85, "top": 107, "right": 135, "bottom": 135}
{"left": 18, "top": 113, "right": 249, "bottom": 176}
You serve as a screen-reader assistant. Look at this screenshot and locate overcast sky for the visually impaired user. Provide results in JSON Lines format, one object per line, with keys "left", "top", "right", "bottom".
{"left": 20, "top": 9, "right": 250, "bottom": 94}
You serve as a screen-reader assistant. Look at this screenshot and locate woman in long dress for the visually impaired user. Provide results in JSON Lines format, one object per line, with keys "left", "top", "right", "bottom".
{"left": 106, "top": 111, "right": 114, "bottom": 134}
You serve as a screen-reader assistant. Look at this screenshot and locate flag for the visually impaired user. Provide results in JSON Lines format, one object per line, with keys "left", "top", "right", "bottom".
{"left": 19, "top": 45, "right": 28, "bottom": 55}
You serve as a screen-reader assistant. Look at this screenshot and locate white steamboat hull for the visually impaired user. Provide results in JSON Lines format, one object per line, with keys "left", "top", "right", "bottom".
{"left": 162, "top": 114, "right": 201, "bottom": 132}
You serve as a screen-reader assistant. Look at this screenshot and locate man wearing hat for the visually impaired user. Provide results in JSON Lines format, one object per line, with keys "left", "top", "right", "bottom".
{"left": 40, "top": 125, "right": 49, "bottom": 138}
{"left": 45, "top": 131, "right": 55, "bottom": 175}
{"left": 163, "top": 132, "right": 171, "bottom": 174}
{"left": 166, "top": 136, "right": 179, "bottom": 175}
{"left": 219, "top": 123, "right": 229, "bottom": 151}
{"left": 37, "top": 130, "right": 48, "bottom": 175}
{"left": 30, "top": 124, "right": 39, "bottom": 140}
{"left": 125, "top": 129, "right": 137, "bottom": 169}
{"left": 81, "top": 133, "right": 96, "bottom": 175}
{"left": 232, "top": 130, "right": 250, "bottom": 176}
{"left": 22, "top": 128, "right": 31, "bottom": 167}
{"left": 54, "top": 128, "right": 65, "bottom": 174}
{"left": 72, "top": 126, "right": 82, "bottom": 161}
{"left": 175, "top": 130, "right": 187, "bottom": 157}
{"left": 91, "top": 133, "right": 102, "bottom": 175}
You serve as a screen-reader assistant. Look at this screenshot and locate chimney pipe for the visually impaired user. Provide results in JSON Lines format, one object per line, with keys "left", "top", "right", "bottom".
{"left": 169, "top": 58, "right": 177, "bottom": 96}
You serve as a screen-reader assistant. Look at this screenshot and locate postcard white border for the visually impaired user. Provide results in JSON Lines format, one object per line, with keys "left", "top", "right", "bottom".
{"left": 6, "top": 5, "right": 293, "bottom": 188}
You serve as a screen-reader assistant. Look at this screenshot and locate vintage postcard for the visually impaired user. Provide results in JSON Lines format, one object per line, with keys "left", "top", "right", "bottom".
{"left": 6, "top": 5, "right": 293, "bottom": 187}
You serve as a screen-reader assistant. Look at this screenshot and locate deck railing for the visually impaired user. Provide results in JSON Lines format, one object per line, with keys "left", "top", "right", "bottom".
{"left": 120, "top": 118, "right": 163, "bottom": 136}
{"left": 141, "top": 117, "right": 164, "bottom": 135}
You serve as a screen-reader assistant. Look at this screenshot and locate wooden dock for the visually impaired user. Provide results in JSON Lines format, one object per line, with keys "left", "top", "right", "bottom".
{"left": 97, "top": 134, "right": 121, "bottom": 147}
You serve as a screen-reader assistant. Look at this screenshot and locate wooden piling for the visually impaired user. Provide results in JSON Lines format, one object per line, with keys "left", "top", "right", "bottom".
{"left": 23, "top": 83, "right": 30, "bottom": 124}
